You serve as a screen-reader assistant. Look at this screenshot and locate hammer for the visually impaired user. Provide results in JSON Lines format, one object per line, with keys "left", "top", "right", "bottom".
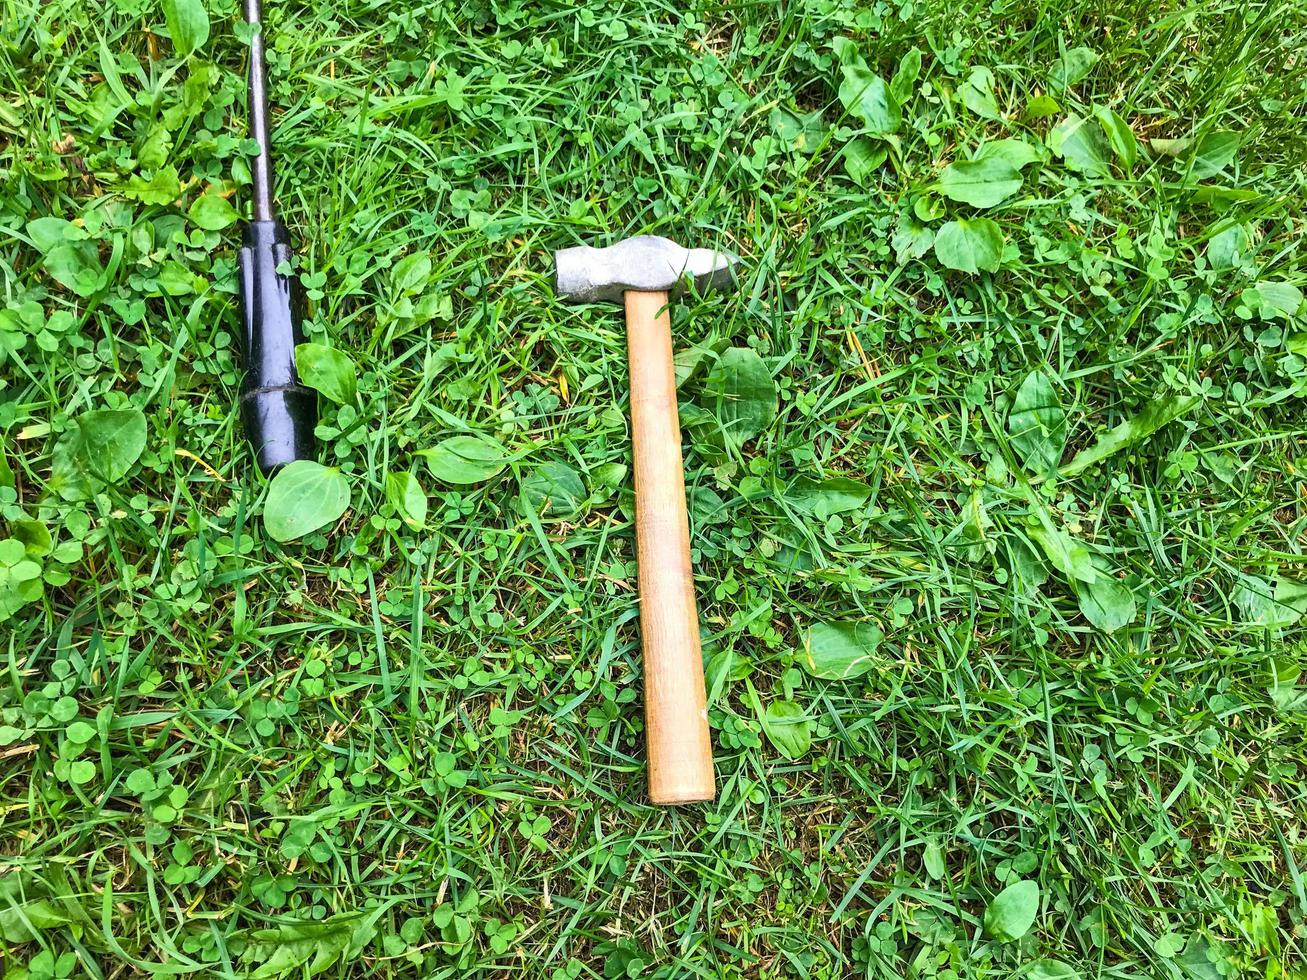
{"left": 555, "top": 235, "right": 739, "bottom": 804}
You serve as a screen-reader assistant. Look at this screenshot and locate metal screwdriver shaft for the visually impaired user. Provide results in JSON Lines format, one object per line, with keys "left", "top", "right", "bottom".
{"left": 237, "top": 0, "right": 316, "bottom": 473}
{"left": 245, "top": 0, "right": 275, "bottom": 223}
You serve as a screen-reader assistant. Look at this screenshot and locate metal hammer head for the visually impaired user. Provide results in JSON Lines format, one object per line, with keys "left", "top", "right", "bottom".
{"left": 554, "top": 235, "right": 739, "bottom": 305}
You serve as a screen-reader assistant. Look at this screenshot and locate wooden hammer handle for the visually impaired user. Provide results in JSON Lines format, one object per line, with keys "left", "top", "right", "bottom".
{"left": 624, "top": 289, "right": 715, "bottom": 805}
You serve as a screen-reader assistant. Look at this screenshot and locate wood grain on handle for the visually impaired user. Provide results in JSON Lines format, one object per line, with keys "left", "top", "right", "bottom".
{"left": 624, "top": 289, "right": 715, "bottom": 805}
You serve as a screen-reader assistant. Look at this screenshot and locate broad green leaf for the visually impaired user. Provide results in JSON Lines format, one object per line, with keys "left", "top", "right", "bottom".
{"left": 1150, "top": 137, "right": 1192, "bottom": 157}
{"left": 4, "top": 559, "right": 39, "bottom": 584}
{"left": 1186, "top": 185, "right": 1259, "bottom": 207}
{"left": 1048, "top": 46, "right": 1098, "bottom": 89}
{"left": 1076, "top": 573, "right": 1137, "bottom": 632}
{"left": 69, "top": 760, "right": 96, "bottom": 784}
{"left": 49, "top": 428, "right": 93, "bottom": 502}
{"left": 1190, "top": 130, "right": 1239, "bottom": 178}
{"left": 384, "top": 471, "right": 427, "bottom": 530}
{"left": 263, "top": 460, "right": 351, "bottom": 542}
{"left": 1234, "top": 575, "right": 1307, "bottom": 628}
{"left": 954, "top": 490, "right": 990, "bottom": 556}
{"left": 12, "top": 519, "right": 52, "bottom": 558}
{"left": 44, "top": 242, "right": 105, "bottom": 297}
{"left": 889, "top": 47, "right": 922, "bottom": 104}
{"left": 689, "top": 484, "right": 730, "bottom": 525}
{"left": 1028, "top": 960, "right": 1081, "bottom": 980}
{"left": 983, "top": 879, "right": 1040, "bottom": 941}
{"left": 0, "top": 534, "right": 43, "bottom": 624}
{"left": 769, "top": 107, "right": 826, "bottom": 153}
{"left": 138, "top": 124, "right": 172, "bottom": 169}
{"left": 77, "top": 409, "right": 147, "bottom": 482}
{"left": 1174, "top": 937, "right": 1224, "bottom": 980}
{"left": 1028, "top": 525, "right": 1097, "bottom": 584}
{"left": 592, "top": 461, "right": 627, "bottom": 490}
{"left": 0, "top": 874, "right": 71, "bottom": 943}
{"left": 1154, "top": 933, "right": 1186, "bottom": 959}
{"left": 125, "top": 768, "right": 155, "bottom": 793}
{"left": 923, "top": 841, "right": 945, "bottom": 879}
{"left": 787, "top": 476, "right": 870, "bottom": 520}
{"left": 27, "top": 216, "right": 86, "bottom": 253}
{"left": 0, "top": 301, "right": 43, "bottom": 342}
{"left": 424, "top": 435, "right": 509, "bottom": 484}
{"left": 1206, "top": 223, "right": 1248, "bottom": 270}
{"left": 892, "top": 212, "right": 935, "bottom": 262}
{"left": 673, "top": 342, "right": 722, "bottom": 388}
{"left": 1007, "top": 371, "right": 1066, "bottom": 473}
{"left": 1251, "top": 281, "right": 1302, "bottom": 319}
{"left": 1049, "top": 114, "right": 1111, "bottom": 176}
{"left": 838, "top": 61, "right": 899, "bottom": 135}
{"left": 961, "top": 66, "right": 1000, "bottom": 119}
{"left": 241, "top": 909, "right": 381, "bottom": 979}
{"left": 188, "top": 192, "right": 237, "bottom": 230}
{"left": 157, "top": 260, "right": 203, "bottom": 296}
{"left": 1060, "top": 395, "right": 1202, "bottom": 477}
{"left": 520, "top": 461, "right": 586, "bottom": 519}
{"left": 974, "top": 138, "right": 1044, "bottom": 170}
{"left": 1233, "top": 576, "right": 1276, "bottom": 626}
{"left": 801, "top": 621, "right": 883, "bottom": 680}
{"left": 391, "top": 252, "right": 432, "bottom": 295}
{"left": 939, "top": 157, "right": 1023, "bottom": 209}
{"left": 295, "top": 343, "right": 357, "bottom": 404}
{"left": 705, "top": 347, "right": 776, "bottom": 446}
{"left": 761, "top": 700, "right": 811, "bottom": 760}
{"left": 1023, "top": 94, "right": 1060, "bottom": 120}
{"left": 843, "top": 138, "right": 888, "bottom": 184}
{"left": 1094, "top": 106, "right": 1137, "bottom": 168}
{"left": 914, "top": 195, "right": 945, "bottom": 221}
{"left": 934, "top": 218, "right": 1004, "bottom": 274}
{"left": 123, "top": 165, "right": 182, "bottom": 205}
{"left": 830, "top": 37, "right": 860, "bottom": 65}
{"left": 1005, "top": 535, "right": 1050, "bottom": 594}
{"left": 0, "top": 574, "right": 42, "bottom": 623}
{"left": 162, "top": 0, "right": 210, "bottom": 56}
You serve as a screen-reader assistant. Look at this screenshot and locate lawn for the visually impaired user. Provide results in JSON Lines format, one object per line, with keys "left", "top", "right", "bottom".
{"left": 2, "top": 0, "right": 1306, "bottom": 976}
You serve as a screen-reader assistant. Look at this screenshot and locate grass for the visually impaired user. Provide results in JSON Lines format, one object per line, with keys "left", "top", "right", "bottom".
{"left": 2, "top": 0, "right": 1306, "bottom": 976}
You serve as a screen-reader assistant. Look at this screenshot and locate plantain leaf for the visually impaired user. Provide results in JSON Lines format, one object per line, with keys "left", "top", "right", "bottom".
{"left": 240, "top": 909, "right": 381, "bottom": 979}
{"left": 984, "top": 879, "right": 1040, "bottom": 941}
{"left": 704, "top": 347, "right": 776, "bottom": 447}
{"left": 802, "top": 622, "right": 883, "bottom": 680}
{"left": 1061, "top": 395, "right": 1201, "bottom": 477}
{"left": 385, "top": 471, "right": 427, "bottom": 530}
{"left": 1007, "top": 370, "right": 1066, "bottom": 473}
{"left": 934, "top": 218, "right": 1004, "bottom": 273}
{"left": 423, "top": 435, "right": 509, "bottom": 485}
{"left": 939, "top": 157, "right": 1024, "bottom": 208}
{"left": 760, "top": 700, "right": 811, "bottom": 759}
{"left": 263, "top": 461, "right": 351, "bottom": 542}
{"left": 162, "top": 0, "right": 210, "bottom": 56}
{"left": 295, "top": 343, "right": 357, "bottom": 405}
{"left": 961, "top": 66, "right": 1001, "bottom": 119}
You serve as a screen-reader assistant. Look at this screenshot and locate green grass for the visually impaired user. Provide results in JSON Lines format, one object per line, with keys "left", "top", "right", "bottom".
{"left": 2, "top": 0, "right": 1306, "bottom": 976}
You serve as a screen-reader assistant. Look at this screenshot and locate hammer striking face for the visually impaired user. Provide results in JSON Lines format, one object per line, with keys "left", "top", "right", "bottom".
{"left": 552, "top": 233, "right": 740, "bottom": 805}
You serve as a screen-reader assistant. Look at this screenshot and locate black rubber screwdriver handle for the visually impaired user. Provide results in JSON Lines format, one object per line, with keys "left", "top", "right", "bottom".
{"left": 238, "top": 220, "right": 316, "bottom": 474}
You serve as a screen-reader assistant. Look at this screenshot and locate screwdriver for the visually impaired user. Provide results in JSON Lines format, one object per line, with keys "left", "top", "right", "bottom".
{"left": 237, "top": 0, "right": 316, "bottom": 473}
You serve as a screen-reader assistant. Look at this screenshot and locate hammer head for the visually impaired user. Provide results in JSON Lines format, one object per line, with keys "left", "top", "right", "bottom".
{"left": 554, "top": 235, "right": 739, "bottom": 305}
